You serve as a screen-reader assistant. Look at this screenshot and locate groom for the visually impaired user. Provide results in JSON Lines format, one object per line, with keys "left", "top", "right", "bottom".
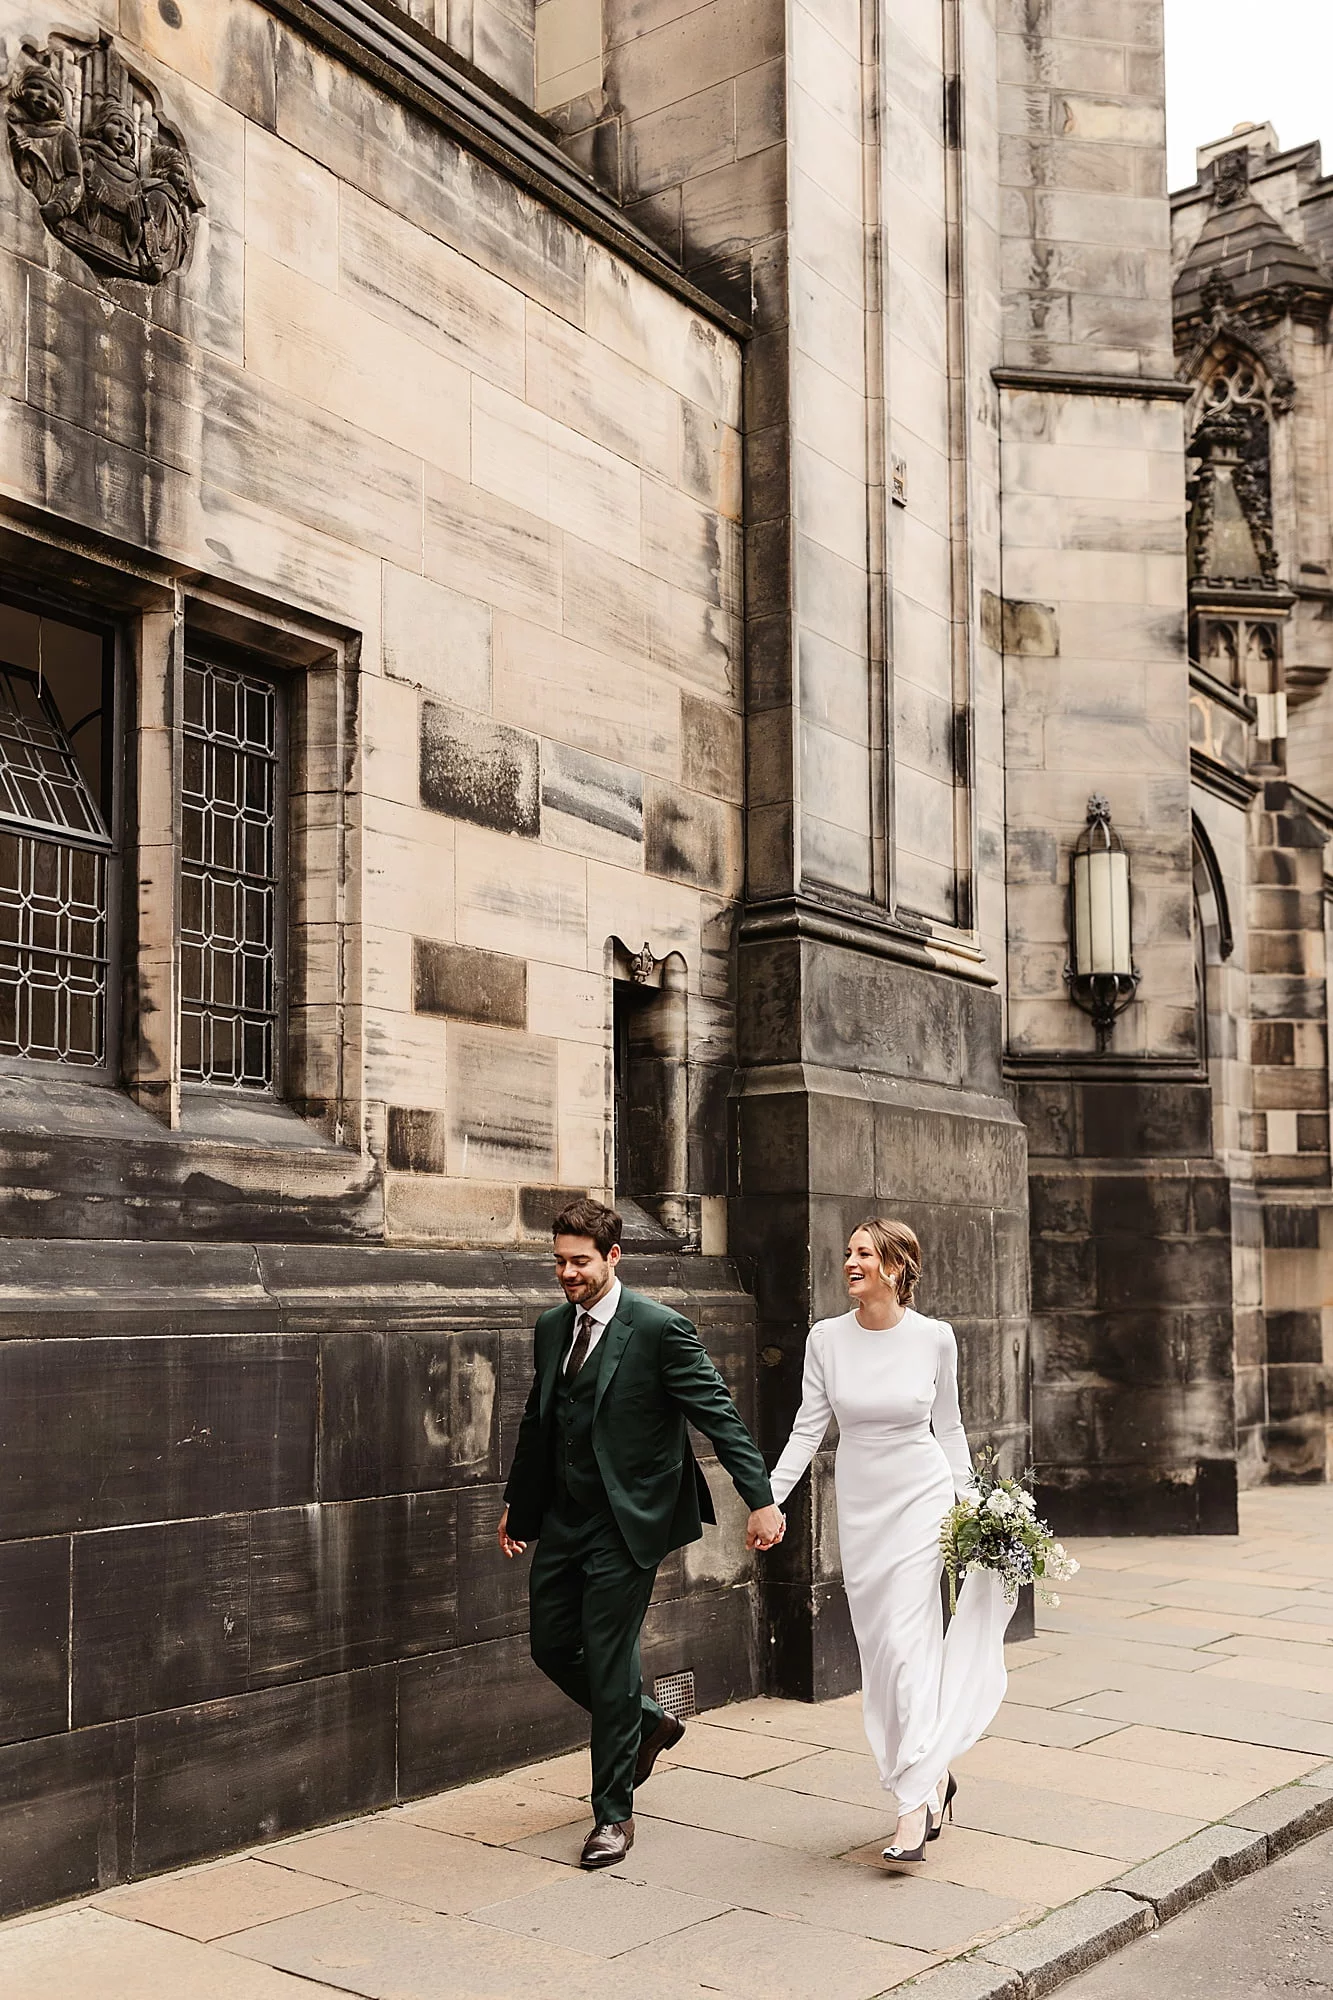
{"left": 498, "top": 1196, "right": 784, "bottom": 1868}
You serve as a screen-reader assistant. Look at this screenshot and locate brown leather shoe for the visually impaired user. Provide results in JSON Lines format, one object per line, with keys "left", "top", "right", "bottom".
{"left": 634, "top": 1713, "right": 685, "bottom": 1786}
{"left": 581, "top": 1818, "right": 634, "bottom": 1869}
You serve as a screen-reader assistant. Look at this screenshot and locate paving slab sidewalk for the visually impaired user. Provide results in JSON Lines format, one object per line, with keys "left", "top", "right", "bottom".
{"left": 3, "top": 1486, "right": 1333, "bottom": 2000}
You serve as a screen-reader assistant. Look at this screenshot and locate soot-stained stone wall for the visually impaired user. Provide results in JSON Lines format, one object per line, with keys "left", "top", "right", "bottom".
{"left": 0, "top": 1243, "right": 761, "bottom": 1918}
{"left": 1024, "top": 1076, "right": 1239, "bottom": 1535}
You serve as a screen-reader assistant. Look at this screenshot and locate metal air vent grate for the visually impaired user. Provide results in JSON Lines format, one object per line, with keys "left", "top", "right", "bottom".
{"left": 652, "top": 1670, "right": 697, "bottom": 1721}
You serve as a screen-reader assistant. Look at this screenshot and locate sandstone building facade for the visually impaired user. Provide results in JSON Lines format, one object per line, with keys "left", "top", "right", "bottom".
{"left": 0, "top": 0, "right": 1324, "bottom": 1916}
{"left": 1172, "top": 123, "right": 1333, "bottom": 1491}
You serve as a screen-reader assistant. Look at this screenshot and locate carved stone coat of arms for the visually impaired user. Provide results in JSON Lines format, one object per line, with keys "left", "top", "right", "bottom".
{"left": 4, "top": 31, "right": 202, "bottom": 283}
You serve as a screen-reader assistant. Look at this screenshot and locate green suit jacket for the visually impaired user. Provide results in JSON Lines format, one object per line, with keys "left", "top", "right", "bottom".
{"left": 502, "top": 1286, "right": 774, "bottom": 1570}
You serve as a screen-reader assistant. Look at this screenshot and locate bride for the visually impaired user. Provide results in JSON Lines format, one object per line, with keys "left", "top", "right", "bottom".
{"left": 766, "top": 1217, "right": 1011, "bottom": 1862}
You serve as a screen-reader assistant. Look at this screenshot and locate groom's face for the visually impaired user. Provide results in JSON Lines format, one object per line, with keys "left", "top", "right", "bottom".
{"left": 553, "top": 1233, "right": 620, "bottom": 1307}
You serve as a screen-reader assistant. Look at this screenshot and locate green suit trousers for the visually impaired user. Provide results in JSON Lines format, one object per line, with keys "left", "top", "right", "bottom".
{"left": 528, "top": 1502, "right": 667, "bottom": 1826}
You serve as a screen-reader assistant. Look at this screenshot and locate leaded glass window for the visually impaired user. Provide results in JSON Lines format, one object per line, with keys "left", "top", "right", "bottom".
{"left": 179, "top": 656, "right": 281, "bottom": 1091}
{"left": 0, "top": 602, "right": 114, "bottom": 1070}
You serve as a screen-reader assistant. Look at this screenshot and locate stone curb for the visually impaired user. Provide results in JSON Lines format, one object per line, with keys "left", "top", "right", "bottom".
{"left": 1109, "top": 1821, "right": 1266, "bottom": 1920}
{"left": 1225, "top": 1784, "right": 1333, "bottom": 1858}
{"left": 895, "top": 1775, "right": 1333, "bottom": 2000}
{"left": 976, "top": 1891, "right": 1154, "bottom": 1998}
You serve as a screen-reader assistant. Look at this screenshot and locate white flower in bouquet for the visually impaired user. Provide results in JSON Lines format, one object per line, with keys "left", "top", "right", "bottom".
{"left": 938, "top": 1447, "right": 1077, "bottom": 1612}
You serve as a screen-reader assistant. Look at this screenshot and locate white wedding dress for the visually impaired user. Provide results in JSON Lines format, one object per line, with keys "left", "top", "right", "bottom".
{"left": 770, "top": 1307, "right": 1010, "bottom": 1813}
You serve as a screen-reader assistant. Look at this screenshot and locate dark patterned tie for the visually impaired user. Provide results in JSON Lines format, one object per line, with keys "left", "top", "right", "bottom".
{"left": 566, "top": 1311, "right": 594, "bottom": 1378}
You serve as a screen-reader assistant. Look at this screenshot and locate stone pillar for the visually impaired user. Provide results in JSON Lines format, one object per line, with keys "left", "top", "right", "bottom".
{"left": 542, "top": 0, "right": 1031, "bottom": 1691}
{"left": 732, "top": 940, "right": 1030, "bottom": 1696}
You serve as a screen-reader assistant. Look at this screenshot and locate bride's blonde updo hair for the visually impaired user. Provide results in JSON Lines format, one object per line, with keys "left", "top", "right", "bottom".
{"left": 854, "top": 1217, "right": 922, "bottom": 1303}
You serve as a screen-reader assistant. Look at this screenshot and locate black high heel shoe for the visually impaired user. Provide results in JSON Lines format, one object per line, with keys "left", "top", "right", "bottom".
{"left": 926, "top": 1772, "right": 957, "bottom": 1842}
{"left": 882, "top": 1805, "right": 931, "bottom": 1863}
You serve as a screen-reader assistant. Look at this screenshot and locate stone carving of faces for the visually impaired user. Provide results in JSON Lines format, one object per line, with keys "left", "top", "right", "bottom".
{"left": 86, "top": 101, "right": 137, "bottom": 161}
{"left": 6, "top": 56, "right": 82, "bottom": 225}
{"left": 142, "top": 138, "right": 200, "bottom": 280}
{"left": 6, "top": 34, "right": 202, "bottom": 283}
{"left": 151, "top": 141, "right": 191, "bottom": 199}
{"left": 14, "top": 63, "right": 67, "bottom": 127}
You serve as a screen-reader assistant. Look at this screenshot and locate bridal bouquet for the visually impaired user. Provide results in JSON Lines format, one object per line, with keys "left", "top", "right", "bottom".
{"left": 940, "top": 1448, "right": 1079, "bottom": 1613}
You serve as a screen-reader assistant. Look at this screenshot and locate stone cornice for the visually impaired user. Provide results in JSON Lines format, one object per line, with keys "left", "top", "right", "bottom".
{"left": 1189, "top": 662, "right": 1257, "bottom": 723}
{"left": 738, "top": 895, "right": 997, "bottom": 987}
{"left": 1190, "top": 746, "right": 1261, "bottom": 808}
{"left": 1005, "top": 1052, "right": 1206, "bottom": 1083}
{"left": 991, "top": 367, "right": 1194, "bottom": 402}
{"left": 1285, "top": 780, "right": 1333, "bottom": 838}
{"left": 1174, "top": 288, "right": 1332, "bottom": 335}
{"left": 259, "top": 0, "right": 751, "bottom": 337}
{"left": 1189, "top": 577, "right": 1297, "bottom": 614}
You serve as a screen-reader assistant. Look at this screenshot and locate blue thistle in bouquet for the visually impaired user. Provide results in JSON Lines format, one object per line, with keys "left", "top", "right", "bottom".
{"left": 939, "top": 1447, "right": 1078, "bottom": 1613}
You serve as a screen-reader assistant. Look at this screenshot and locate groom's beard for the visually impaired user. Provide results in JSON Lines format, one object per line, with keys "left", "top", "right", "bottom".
{"left": 561, "top": 1272, "right": 612, "bottom": 1307}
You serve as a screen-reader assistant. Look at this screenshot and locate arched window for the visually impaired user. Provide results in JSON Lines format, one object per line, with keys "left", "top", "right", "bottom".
{"left": 1192, "top": 346, "right": 1273, "bottom": 428}
{"left": 0, "top": 598, "right": 116, "bottom": 1072}
{"left": 1192, "top": 816, "right": 1234, "bottom": 1066}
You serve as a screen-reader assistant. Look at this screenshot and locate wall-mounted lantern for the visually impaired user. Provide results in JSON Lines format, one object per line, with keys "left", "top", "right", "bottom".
{"left": 1065, "top": 795, "right": 1140, "bottom": 1051}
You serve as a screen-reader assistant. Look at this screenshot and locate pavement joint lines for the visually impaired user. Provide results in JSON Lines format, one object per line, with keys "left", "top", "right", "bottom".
{"left": 4, "top": 1487, "right": 1333, "bottom": 1999}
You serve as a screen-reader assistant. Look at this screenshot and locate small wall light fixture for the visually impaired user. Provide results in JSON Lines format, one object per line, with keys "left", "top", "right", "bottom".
{"left": 1066, "top": 794, "right": 1140, "bottom": 1051}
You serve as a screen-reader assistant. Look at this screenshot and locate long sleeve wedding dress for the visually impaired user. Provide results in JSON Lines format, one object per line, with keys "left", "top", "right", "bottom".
{"left": 769, "top": 1307, "right": 1010, "bottom": 1813}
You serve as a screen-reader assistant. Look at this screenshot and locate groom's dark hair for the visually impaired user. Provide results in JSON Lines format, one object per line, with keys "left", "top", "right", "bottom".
{"left": 552, "top": 1196, "right": 622, "bottom": 1255}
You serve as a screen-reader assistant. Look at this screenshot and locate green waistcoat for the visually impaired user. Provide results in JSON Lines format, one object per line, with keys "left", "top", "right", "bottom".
{"left": 550, "top": 1330, "right": 612, "bottom": 1516}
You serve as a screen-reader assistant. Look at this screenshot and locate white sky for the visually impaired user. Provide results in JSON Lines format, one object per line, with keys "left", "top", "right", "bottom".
{"left": 1165, "top": 1, "right": 1333, "bottom": 191}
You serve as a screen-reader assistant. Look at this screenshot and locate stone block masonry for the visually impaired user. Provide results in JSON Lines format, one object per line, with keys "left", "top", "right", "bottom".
{"left": 0, "top": 0, "right": 750, "bottom": 1246}
{"left": 1024, "top": 1076, "right": 1238, "bottom": 1533}
{"left": 0, "top": 1244, "right": 760, "bottom": 1915}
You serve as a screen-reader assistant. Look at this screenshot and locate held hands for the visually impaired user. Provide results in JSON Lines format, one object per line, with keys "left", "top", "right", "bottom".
{"left": 746, "top": 1503, "right": 786, "bottom": 1551}
{"left": 496, "top": 1506, "right": 528, "bottom": 1560}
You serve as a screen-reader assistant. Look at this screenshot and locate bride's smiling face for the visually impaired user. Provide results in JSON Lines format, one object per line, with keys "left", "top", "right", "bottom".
{"left": 845, "top": 1229, "right": 898, "bottom": 1305}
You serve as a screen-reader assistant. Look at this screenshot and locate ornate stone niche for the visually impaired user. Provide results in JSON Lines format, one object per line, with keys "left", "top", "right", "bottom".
{"left": 1186, "top": 361, "right": 1280, "bottom": 590}
{"left": 1185, "top": 341, "right": 1295, "bottom": 765}
{"left": 4, "top": 32, "right": 202, "bottom": 284}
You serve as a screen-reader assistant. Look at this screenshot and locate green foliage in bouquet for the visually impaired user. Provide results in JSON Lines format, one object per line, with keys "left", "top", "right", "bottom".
{"left": 939, "top": 1447, "right": 1079, "bottom": 1613}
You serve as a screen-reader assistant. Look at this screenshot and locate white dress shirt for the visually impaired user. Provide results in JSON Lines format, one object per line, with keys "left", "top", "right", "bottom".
{"left": 564, "top": 1275, "right": 622, "bottom": 1372}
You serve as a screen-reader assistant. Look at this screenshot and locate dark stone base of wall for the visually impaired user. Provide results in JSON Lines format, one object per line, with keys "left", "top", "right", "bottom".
{"left": 1006, "top": 1584, "right": 1037, "bottom": 1642}
{"left": 0, "top": 1242, "right": 762, "bottom": 1919}
{"left": 1036, "top": 1457, "right": 1239, "bottom": 1536}
{"left": 1021, "top": 1073, "right": 1240, "bottom": 1537}
{"left": 1259, "top": 1192, "right": 1332, "bottom": 1484}
{"left": 763, "top": 1576, "right": 860, "bottom": 1703}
